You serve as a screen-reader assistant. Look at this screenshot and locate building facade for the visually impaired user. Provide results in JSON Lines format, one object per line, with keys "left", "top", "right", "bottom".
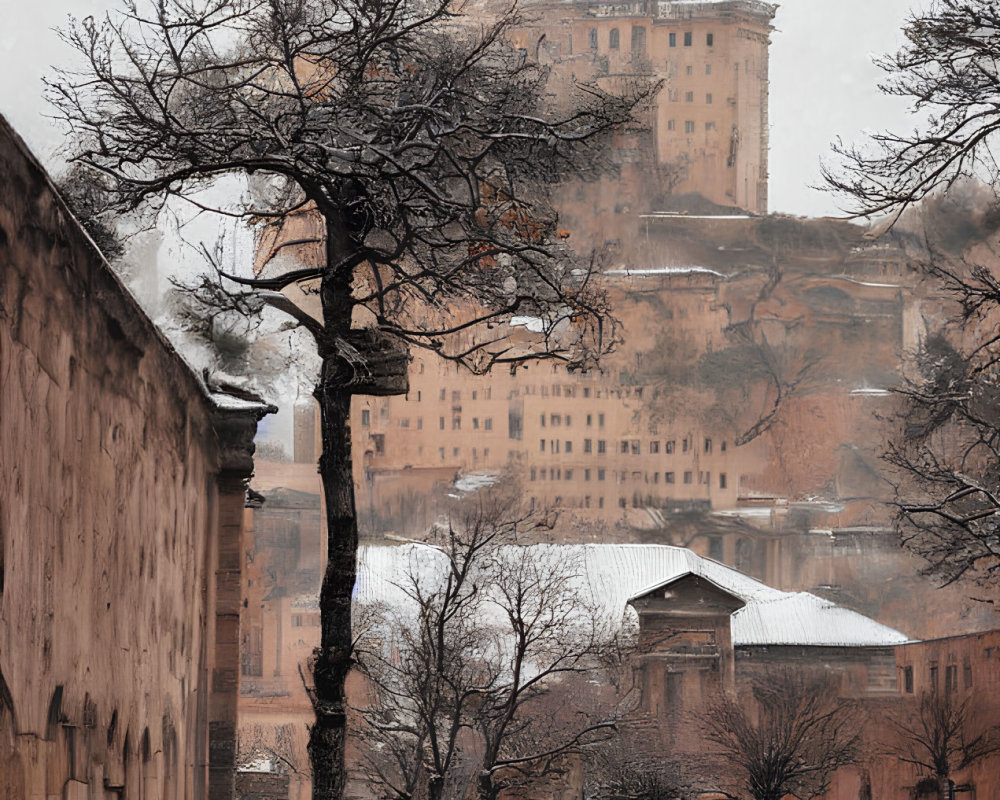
{"left": 0, "top": 115, "right": 270, "bottom": 799}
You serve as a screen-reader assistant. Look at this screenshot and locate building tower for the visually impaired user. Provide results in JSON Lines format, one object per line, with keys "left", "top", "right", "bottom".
{"left": 516, "top": 0, "right": 777, "bottom": 215}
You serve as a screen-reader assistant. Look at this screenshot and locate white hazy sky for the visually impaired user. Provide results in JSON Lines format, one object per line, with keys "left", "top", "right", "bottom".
{"left": 0, "top": 0, "right": 920, "bottom": 217}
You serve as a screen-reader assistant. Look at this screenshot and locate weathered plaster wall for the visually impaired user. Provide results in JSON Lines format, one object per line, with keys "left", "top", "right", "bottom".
{"left": 0, "top": 114, "right": 261, "bottom": 799}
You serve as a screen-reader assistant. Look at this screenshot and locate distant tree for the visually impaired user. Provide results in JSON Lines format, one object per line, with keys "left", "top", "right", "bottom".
{"left": 701, "top": 671, "right": 862, "bottom": 800}
{"left": 583, "top": 740, "right": 686, "bottom": 800}
{"left": 888, "top": 689, "right": 1000, "bottom": 800}
{"left": 354, "top": 485, "right": 625, "bottom": 800}
{"left": 48, "top": 2, "right": 652, "bottom": 797}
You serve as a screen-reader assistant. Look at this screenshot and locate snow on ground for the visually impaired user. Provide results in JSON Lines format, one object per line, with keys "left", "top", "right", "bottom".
{"left": 605, "top": 266, "right": 730, "bottom": 278}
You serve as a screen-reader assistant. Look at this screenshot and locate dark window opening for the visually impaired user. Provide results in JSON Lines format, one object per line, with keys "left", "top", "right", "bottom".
{"left": 683, "top": 31, "right": 692, "bottom": 46}
{"left": 609, "top": 28, "right": 619, "bottom": 49}
{"left": 904, "top": 666, "right": 914, "bottom": 693}
{"left": 706, "top": 32, "right": 714, "bottom": 46}
{"left": 589, "top": 28, "right": 597, "bottom": 49}
{"left": 669, "top": 32, "right": 676, "bottom": 47}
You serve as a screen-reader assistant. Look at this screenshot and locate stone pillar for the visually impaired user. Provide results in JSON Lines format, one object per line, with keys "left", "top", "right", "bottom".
{"left": 208, "top": 402, "right": 275, "bottom": 800}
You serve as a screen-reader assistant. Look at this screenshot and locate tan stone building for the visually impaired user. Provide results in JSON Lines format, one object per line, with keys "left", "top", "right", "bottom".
{"left": 0, "top": 115, "right": 270, "bottom": 799}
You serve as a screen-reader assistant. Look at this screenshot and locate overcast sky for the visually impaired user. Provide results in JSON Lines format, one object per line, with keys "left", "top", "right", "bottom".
{"left": 1, "top": 0, "right": 919, "bottom": 217}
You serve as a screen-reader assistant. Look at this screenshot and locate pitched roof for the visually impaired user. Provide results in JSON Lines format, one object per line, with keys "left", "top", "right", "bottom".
{"left": 354, "top": 543, "right": 912, "bottom": 648}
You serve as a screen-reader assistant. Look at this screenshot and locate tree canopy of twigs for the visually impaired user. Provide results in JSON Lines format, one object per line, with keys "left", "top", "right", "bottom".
{"left": 48, "top": 2, "right": 652, "bottom": 797}
{"left": 701, "top": 671, "right": 862, "bottom": 800}
{"left": 888, "top": 689, "right": 1000, "bottom": 800}
{"left": 824, "top": 0, "right": 1000, "bottom": 222}
{"left": 354, "top": 486, "right": 627, "bottom": 800}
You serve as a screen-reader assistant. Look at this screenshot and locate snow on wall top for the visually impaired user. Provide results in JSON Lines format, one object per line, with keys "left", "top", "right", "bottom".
{"left": 355, "top": 543, "right": 912, "bottom": 648}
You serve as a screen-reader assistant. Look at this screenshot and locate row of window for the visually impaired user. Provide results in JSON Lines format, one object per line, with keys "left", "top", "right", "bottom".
{"left": 439, "top": 417, "right": 493, "bottom": 431}
{"left": 667, "top": 89, "right": 714, "bottom": 104}
{"left": 667, "top": 120, "right": 716, "bottom": 134}
{"left": 540, "top": 436, "right": 724, "bottom": 455}
{"left": 902, "top": 661, "right": 973, "bottom": 693}
{"left": 530, "top": 466, "right": 727, "bottom": 488}
{"left": 437, "top": 446, "right": 491, "bottom": 460}
{"left": 591, "top": 28, "right": 713, "bottom": 50}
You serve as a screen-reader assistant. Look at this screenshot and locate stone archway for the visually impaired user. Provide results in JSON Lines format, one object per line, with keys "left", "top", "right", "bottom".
{"left": 0, "top": 669, "right": 25, "bottom": 800}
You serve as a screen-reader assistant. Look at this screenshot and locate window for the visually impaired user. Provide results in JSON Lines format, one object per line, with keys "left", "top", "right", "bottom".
{"left": 530, "top": 468, "right": 537, "bottom": 481}
{"left": 472, "top": 390, "right": 477, "bottom": 401}
{"left": 599, "top": 413, "right": 605, "bottom": 427}
{"left": 665, "top": 440, "right": 675, "bottom": 454}
{"left": 452, "top": 390, "right": 461, "bottom": 403}
{"left": 631, "top": 440, "right": 640, "bottom": 455}
{"left": 683, "top": 31, "right": 692, "bottom": 46}
{"left": 706, "top": 93, "right": 713, "bottom": 104}
{"left": 706, "top": 63, "right": 712, "bottom": 75}
{"left": 930, "top": 665, "right": 939, "bottom": 692}
{"left": 903, "top": 666, "right": 914, "bottom": 693}
{"left": 683, "top": 438, "right": 689, "bottom": 453}
{"left": 685, "top": 91, "right": 694, "bottom": 103}
{"left": 566, "top": 415, "right": 572, "bottom": 427}
{"left": 668, "top": 88, "right": 679, "bottom": 102}
{"left": 553, "top": 440, "right": 560, "bottom": 454}
{"left": 565, "top": 441, "right": 573, "bottom": 454}
{"left": 567, "top": 34, "right": 573, "bottom": 55}
{"left": 653, "top": 472, "right": 659, "bottom": 484}
{"left": 583, "top": 387, "right": 591, "bottom": 398}
{"left": 417, "top": 418, "right": 423, "bottom": 430}
{"left": 589, "top": 28, "right": 597, "bottom": 49}
{"left": 541, "top": 414, "right": 546, "bottom": 427}
{"left": 667, "top": 119, "right": 675, "bottom": 131}
{"left": 669, "top": 32, "right": 676, "bottom": 47}
{"left": 721, "top": 441, "right": 727, "bottom": 452}
{"left": 417, "top": 390, "right": 422, "bottom": 401}
{"left": 452, "top": 417, "right": 461, "bottom": 430}
{"left": 719, "top": 473, "right": 727, "bottom": 489}
{"left": 473, "top": 418, "right": 479, "bottom": 430}
{"left": 565, "top": 469, "right": 573, "bottom": 480}
{"left": 683, "top": 471, "right": 693, "bottom": 484}
{"left": 684, "top": 121, "right": 695, "bottom": 133}
{"left": 540, "top": 439, "right": 546, "bottom": 452}
{"left": 439, "top": 388, "right": 446, "bottom": 401}
{"left": 484, "top": 418, "right": 493, "bottom": 431}
{"left": 621, "top": 440, "right": 630, "bottom": 454}
{"left": 439, "top": 416, "right": 445, "bottom": 430}
{"left": 706, "top": 32, "right": 714, "bottom": 46}
{"left": 964, "top": 659, "right": 973, "bottom": 688}
{"left": 439, "top": 447, "right": 445, "bottom": 460}
{"left": 587, "top": 414, "right": 593, "bottom": 427}
{"left": 598, "top": 469, "right": 606, "bottom": 481}
{"left": 631, "top": 26, "right": 646, "bottom": 56}
{"left": 685, "top": 65, "right": 693, "bottom": 76}
{"left": 598, "top": 440, "right": 607, "bottom": 454}
{"left": 584, "top": 439, "right": 592, "bottom": 454}
{"left": 705, "top": 437, "right": 712, "bottom": 453}
{"left": 452, "top": 447, "right": 459, "bottom": 457}
{"left": 650, "top": 441, "right": 660, "bottom": 454}
{"left": 705, "top": 121, "right": 716, "bottom": 131}
{"left": 361, "top": 409, "right": 370, "bottom": 427}
{"left": 585, "top": 469, "right": 591, "bottom": 481}
{"left": 609, "top": 28, "right": 619, "bottom": 49}
{"left": 551, "top": 413, "right": 561, "bottom": 426}
{"left": 372, "top": 434, "right": 385, "bottom": 456}
{"left": 945, "top": 665, "right": 958, "bottom": 693}
{"left": 665, "top": 472, "right": 675, "bottom": 483}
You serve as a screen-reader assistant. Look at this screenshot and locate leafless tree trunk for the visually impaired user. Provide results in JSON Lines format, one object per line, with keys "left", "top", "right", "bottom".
{"left": 49, "top": 2, "right": 654, "bottom": 797}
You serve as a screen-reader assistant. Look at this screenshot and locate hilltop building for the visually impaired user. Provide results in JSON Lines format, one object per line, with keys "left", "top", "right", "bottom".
{"left": 512, "top": 0, "right": 777, "bottom": 221}
{"left": 0, "top": 115, "right": 270, "bottom": 799}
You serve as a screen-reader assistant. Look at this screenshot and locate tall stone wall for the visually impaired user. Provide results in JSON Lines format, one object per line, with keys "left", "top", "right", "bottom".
{"left": 0, "top": 114, "right": 266, "bottom": 799}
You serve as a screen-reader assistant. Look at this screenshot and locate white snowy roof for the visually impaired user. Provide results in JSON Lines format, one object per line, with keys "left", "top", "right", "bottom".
{"left": 355, "top": 543, "right": 911, "bottom": 648}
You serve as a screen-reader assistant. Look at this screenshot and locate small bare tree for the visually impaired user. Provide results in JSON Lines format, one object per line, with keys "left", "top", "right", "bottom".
{"left": 355, "top": 487, "right": 626, "bottom": 800}
{"left": 701, "top": 671, "right": 862, "bottom": 800}
{"left": 889, "top": 690, "right": 1000, "bottom": 800}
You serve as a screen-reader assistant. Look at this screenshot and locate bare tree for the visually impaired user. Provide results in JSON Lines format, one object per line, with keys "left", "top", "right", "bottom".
{"left": 583, "top": 739, "right": 686, "bottom": 800}
{"left": 701, "top": 671, "right": 862, "bottom": 800}
{"left": 888, "top": 690, "right": 1000, "bottom": 800}
{"left": 822, "top": 0, "right": 1000, "bottom": 598}
{"left": 47, "top": 2, "right": 652, "bottom": 797}
{"left": 354, "top": 488, "right": 625, "bottom": 800}
{"left": 823, "top": 0, "right": 1000, "bottom": 221}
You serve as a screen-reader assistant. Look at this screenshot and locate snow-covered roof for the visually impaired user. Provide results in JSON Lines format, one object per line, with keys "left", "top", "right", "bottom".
{"left": 355, "top": 543, "right": 912, "bottom": 648}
